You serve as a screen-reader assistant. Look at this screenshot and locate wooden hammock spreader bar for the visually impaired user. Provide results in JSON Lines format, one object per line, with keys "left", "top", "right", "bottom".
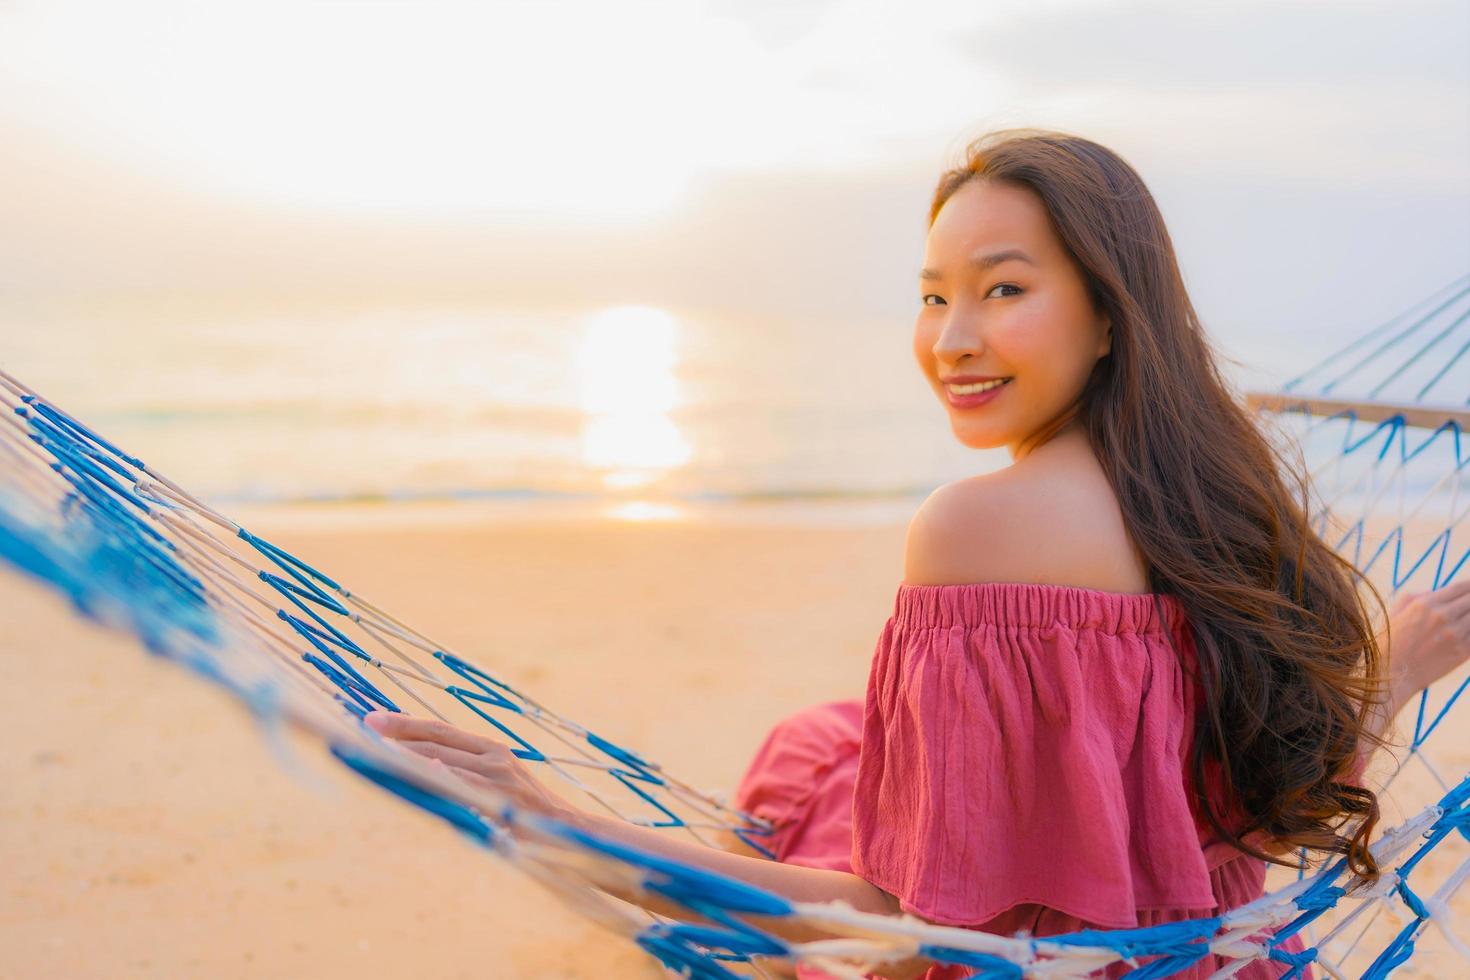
{"left": 1246, "top": 392, "right": 1470, "bottom": 431}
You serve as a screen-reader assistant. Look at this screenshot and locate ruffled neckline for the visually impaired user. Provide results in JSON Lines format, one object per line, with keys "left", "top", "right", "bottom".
{"left": 893, "top": 580, "right": 1190, "bottom": 636}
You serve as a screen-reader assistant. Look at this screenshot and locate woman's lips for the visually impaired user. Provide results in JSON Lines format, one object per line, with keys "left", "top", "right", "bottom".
{"left": 945, "top": 378, "right": 1011, "bottom": 409}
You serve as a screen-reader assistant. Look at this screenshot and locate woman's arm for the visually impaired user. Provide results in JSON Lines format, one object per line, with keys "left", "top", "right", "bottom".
{"left": 1362, "top": 580, "right": 1470, "bottom": 754}
{"left": 360, "top": 710, "right": 940, "bottom": 976}
{"left": 557, "top": 811, "right": 942, "bottom": 979}
{"left": 565, "top": 808, "right": 902, "bottom": 942}
{"left": 1363, "top": 625, "right": 1413, "bottom": 753}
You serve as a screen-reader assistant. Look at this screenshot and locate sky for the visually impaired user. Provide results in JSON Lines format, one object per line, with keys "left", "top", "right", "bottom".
{"left": 1, "top": 0, "right": 1467, "bottom": 368}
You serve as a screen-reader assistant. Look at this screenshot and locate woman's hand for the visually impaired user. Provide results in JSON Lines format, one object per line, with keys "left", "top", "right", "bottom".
{"left": 1382, "top": 579, "right": 1470, "bottom": 707}
{"left": 363, "top": 710, "right": 580, "bottom": 826}
{"left": 361, "top": 714, "right": 919, "bottom": 957}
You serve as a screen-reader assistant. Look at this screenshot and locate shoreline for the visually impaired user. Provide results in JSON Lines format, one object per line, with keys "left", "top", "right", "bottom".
{"left": 224, "top": 493, "right": 923, "bottom": 533}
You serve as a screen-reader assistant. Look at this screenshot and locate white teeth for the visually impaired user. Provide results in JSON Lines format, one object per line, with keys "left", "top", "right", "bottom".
{"left": 947, "top": 378, "right": 1010, "bottom": 395}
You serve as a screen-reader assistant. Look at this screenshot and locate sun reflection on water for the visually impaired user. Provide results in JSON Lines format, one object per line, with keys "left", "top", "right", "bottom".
{"left": 576, "top": 305, "right": 692, "bottom": 491}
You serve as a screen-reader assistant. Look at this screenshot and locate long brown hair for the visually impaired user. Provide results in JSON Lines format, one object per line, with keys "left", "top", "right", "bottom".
{"left": 927, "top": 127, "right": 1392, "bottom": 878}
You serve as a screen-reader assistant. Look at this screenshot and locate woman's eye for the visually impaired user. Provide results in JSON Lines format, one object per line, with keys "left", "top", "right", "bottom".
{"left": 921, "top": 285, "right": 1020, "bottom": 306}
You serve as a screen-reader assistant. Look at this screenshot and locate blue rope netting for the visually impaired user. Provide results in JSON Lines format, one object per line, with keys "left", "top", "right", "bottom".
{"left": 3, "top": 278, "right": 1470, "bottom": 979}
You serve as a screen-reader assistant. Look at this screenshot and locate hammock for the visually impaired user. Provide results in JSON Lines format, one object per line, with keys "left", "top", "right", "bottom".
{"left": 2, "top": 278, "right": 1468, "bottom": 979}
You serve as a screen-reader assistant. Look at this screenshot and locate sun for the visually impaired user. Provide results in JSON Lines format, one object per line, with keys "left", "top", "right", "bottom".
{"left": 576, "top": 305, "right": 692, "bottom": 486}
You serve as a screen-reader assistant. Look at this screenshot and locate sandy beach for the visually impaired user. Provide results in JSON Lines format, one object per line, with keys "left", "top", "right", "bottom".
{"left": 2, "top": 501, "right": 1467, "bottom": 978}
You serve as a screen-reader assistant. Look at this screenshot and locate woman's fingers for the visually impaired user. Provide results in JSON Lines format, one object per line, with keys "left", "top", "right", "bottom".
{"left": 436, "top": 758, "right": 550, "bottom": 814}
{"left": 1389, "top": 583, "right": 1470, "bottom": 694}
{"left": 446, "top": 765, "right": 506, "bottom": 795}
{"left": 1446, "top": 584, "right": 1470, "bottom": 620}
{"left": 1396, "top": 581, "right": 1470, "bottom": 614}
{"left": 394, "top": 736, "right": 522, "bottom": 781}
{"left": 364, "top": 710, "right": 494, "bottom": 753}
{"left": 1414, "top": 580, "right": 1470, "bottom": 618}
{"left": 1419, "top": 583, "right": 1470, "bottom": 632}
{"left": 421, "top": 757, "right": 520, "bottom": 802}
{"left": 395, "top": 738, "right": 489, "bottom": 771}
{"left": 361, "top": 711, "right": 561, "bottom": 816}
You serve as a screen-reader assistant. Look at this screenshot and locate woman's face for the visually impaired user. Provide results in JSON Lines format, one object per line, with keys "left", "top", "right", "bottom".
{"left": 913, "top": 178, "right": 1111, "bottom": 459}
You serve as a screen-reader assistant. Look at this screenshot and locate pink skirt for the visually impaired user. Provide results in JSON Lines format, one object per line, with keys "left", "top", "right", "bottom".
{"left": 733, "top": 700, "right": 1313, "bottom": 980}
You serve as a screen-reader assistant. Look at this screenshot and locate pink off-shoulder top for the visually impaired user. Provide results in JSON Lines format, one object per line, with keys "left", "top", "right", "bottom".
{"left": 734, "top": 581, "right": 1339, "bottom": 980}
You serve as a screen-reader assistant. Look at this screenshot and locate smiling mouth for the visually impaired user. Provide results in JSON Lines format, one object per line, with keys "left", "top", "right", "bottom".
{"left": 945, "top": 377, "right": 1012, "bottom": 395}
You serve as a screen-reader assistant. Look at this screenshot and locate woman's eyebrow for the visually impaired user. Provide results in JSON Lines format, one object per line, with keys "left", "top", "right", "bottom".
{"left": 919, "top": 248, "right": 1036, "bottom": 281}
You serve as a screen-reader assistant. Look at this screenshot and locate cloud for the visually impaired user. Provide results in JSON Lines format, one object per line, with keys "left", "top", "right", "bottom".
{"left": 0, "top": 0, "right": 1463, "bottom": 321}
{"left": 0, "top": 108, "right": 933, "bottom": 321}
{"left": 953, "top": 0, "right": 1468, "bottom": 93}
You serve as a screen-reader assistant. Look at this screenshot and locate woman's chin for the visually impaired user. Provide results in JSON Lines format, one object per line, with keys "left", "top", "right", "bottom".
{"left": 948, "top": 422, "right": 1010, "bottom": 451}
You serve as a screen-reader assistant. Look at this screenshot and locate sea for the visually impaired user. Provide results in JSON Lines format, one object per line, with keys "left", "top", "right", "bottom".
{"left": 1, "top": 294, "right": 1452, "bottom": 524}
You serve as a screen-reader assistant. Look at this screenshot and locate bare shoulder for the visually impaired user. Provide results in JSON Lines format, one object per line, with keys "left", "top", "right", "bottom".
{"left": 902, "top": 444, "right": 1151, "bottom": 593}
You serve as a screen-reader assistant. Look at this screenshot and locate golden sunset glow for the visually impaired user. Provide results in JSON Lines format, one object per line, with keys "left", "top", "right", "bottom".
{"left": 576, "top": 305, "right": 692, "bottom": 488}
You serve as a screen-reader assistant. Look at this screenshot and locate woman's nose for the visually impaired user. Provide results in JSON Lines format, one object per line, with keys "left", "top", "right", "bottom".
{"left": 934, "top": 315, "right": 986, "bottom": 361}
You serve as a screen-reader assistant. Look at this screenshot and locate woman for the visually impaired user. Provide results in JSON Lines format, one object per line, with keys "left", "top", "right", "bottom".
{"left": 364, "top": 129, "right": 1470, "bottom": 979}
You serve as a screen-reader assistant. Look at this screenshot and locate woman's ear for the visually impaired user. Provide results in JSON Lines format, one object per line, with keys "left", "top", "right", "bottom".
{"left": 1098, "top": 318, "right": 1113, "bottom": 358}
